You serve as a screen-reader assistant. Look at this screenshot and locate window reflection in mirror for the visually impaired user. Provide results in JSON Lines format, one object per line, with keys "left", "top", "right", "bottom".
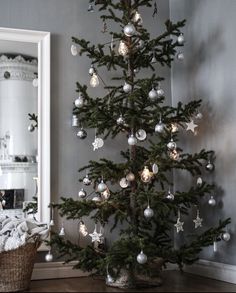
{"left": 0, "top": 40, "right": 38, "bottom": 218}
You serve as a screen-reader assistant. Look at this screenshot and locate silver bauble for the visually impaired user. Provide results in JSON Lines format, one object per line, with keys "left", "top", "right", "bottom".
{"left": 106, "top": 274, "right": 114, "bottom": 285}
{"left": 152, "top": 163, "right": 159, "bottom": 174}
{"left": 75, "top": 96, "right": 84, "bottom": 108}
{"left": 177, "top": 52, "right": 184, "bottom": 60}
{"left": 124, "top": 23, "right": 136, "bottom": 37}
{"left": 120, "top": 178, "right": 129, "bottom": 188}
{"left": 144, "top": 206, "right": 154, "bottom": 219}
{"left": 71, "top": 44, "right": 78, "bottom": 56}
{"left": 157, "top": 88, "right": 164, "bottom": 96}
{"left": 222, "top": 232, "right": 231, "bottom": 242}
{"left": 148, "top": 88, "right": 158, "bottom": 101}
{"left": 177, "top": 33, "right": 185, "bottom": 45}
{"left": 126, "top": 172, "right": 135, "bottom": 182}
{"left": 117, "top": 115, "right": 125, "bottom": 126}
{"left": 77, "top": 128, "right": 87, "bottom": 139}
{"left": 128, "top": 134, "right": 137, "bottom": 146}
{"left": 45, "top": 251, "right": 53, "bottom": 262}
{"left": 137, "top": 251, "right": 147, "bottom": 264}
{"left": 28, "top": 124, "right": 35, "bottom": 132}
{"left": 78, "top": 188, "right": 87, "bottom": 198}
{"left": 83, "top": 175, "right": 91, "bottom": 186}
{"left": 97, "top": 180, "right": 107, "bottom": 193}
{"left": 123, "top": 82, "right": 132, "bottom": 93}
{"left": 89, "top": 65, "right": 95, "bottom": 76}
{"left": 155, "top": 122, "right": 165, "bottom": 133}
{"left": 208, "top": 196, "right": 216, "bottom": 206}
{"left": 167, "top": 139, "right": 177, "bottom": 150}
{"left": 205, "top": 161, "right": 215, "bottom": 172}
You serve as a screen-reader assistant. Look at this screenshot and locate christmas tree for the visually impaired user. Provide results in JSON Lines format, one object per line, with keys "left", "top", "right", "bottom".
{"left": 49, "top": 0, "right": 231, "bottom": 288}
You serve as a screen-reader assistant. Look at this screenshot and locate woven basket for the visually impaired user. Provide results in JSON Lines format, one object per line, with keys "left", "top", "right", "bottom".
{"left": 0, "top": 241, "right": 40, "bottom": 292}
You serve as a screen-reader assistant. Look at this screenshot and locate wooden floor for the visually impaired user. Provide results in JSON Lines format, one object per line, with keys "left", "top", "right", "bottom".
{"left": 29, "top": 271, "right": 236, "bottom": 292}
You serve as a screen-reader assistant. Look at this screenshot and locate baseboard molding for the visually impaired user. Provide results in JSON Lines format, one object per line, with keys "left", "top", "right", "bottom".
{"left": 183, "top": 259, "right": 236, "bottom": 285}
{"left": 32, "top": 259, "right": 236, "bottom": 285}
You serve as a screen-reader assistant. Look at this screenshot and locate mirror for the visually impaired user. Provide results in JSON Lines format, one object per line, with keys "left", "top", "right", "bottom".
{"left": 0, "top": 28, "right": 50, "bottom": 224}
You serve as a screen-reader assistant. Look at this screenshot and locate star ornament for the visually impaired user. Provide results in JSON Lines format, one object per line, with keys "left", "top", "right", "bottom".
{"left": 89, "top": 227, "right": 103, "bottom": 243}
{"left": 193, "top": 216, "right": 203, "bottom": 229}
{"left": 186, "top": 120, "right": 198, "bottom": 133}
{"left": 174, "top": 218, "right": 184, "bottom": 233}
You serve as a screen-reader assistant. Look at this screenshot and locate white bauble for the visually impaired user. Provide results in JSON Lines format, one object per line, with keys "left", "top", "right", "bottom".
{"left": 32, "top": 78, "right": 38, "bottom": 88}
{"left": 75, "top": 96, "right": 84, "bottom": 108}
{"left": 120, "top": 178, "right": 129, "bottom": 188}
{"left": 77, "top": 129, "right": 87, "bottom": 139}
{"left": 92, "top": 195, "right": 102, "bottom": 202}
{"left": 155, "top": 122, "right": 165, "bottom": 133}
{"left": 126, "top": 172, "right": 135, "bottom": 182}
{"left": 97, "top": 180, "right": 107, "bottom": 193}
{"left": 152, "top": 163, "right": 159, "bottom": 174}
{"left": 177, "top": 33, "right": 185, "bottom": 45}
{"left": 71, "top": 44, "right": 78, "bottom": 56}
{"left": 222, "top": 232, "right": 231, "bottom": 242}
{"left": 123, "top": 82, "right": 132, "bottom": 93}
{"left": 166, "top": 191, "right": 175, "bottom": 201}
{"left": 45, "top": 252, "right": 53, "bottom": 262}
{"left": 157, "top": 88, "right": 164, "bottom": 97}
{"left": 128, "top": 134, "right": 137, "bottom": 146}
{"left": 135, "top": 129, "right": 146, "bottom": 141}
{"left": 2, "top": 200, "right": 6, "bottom": 206}
{"left": 144, "top": 206, "right": 154, "bottom": 219}
{"left": 83, "top": 175, "right": 91, "bottom": 186}
{"left": 148, "top": 88, "right": 158, "bottom": 101}
{"left": 28, "top": 124, "right": 35, "bottom": 132}
{"left": 208, "top": 196, "right": 216, "bottom": 206}
{"left": 78, "top": 188, "right": 87, "bottom": 198}
{"left": 205, "top": 161, "right": 215, "bottom": 172}
{"left": 137, "top": 251, "right": 147, "bottom": 264}
{"left": 124, "top": 23, "right": 136, "bottom": 37}
{"left": 177, "top": 52, "right": 184, "bottom": 60}
{"left": 117, "top": 115, "right": 125, "bottom": 125}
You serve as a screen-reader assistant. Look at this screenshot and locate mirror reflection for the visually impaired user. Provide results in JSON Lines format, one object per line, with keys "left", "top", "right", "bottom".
{"left": 0, "top": 40, "right": 38, "bottom": 218}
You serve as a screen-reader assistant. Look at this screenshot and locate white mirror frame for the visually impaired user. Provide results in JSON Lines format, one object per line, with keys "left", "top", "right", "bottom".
{"left": 0, "top": 27, "right": 51, "bottom": 224}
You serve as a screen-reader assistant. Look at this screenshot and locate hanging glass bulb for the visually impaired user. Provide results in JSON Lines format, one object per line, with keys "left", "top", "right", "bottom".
{"left": 79, "top": 221, "right": 88, "bottom": 237}
{"left": 169, "top": 149, "right": 180, "bottom": 161}
{"left": 171, "top": 123, "right": 178, "bottom": 133}
{"left": 90, "top": 73, "right": 99, "bottom": 88}
{"left": 133, "top": 10, "right": 143, "bottom": 24}
{"left": 118, "top": 40, "right": 128, "bottom": 56}
{"left": 140, "top": 166, "right": 153, "bottom": 183}
{"left": 102, "top": 188, "right": 111, "bottom": 200}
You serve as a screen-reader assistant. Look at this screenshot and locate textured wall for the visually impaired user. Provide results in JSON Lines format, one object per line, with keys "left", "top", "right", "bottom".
{"left": 0, "top": 0, "right": 171, "bottom": 259}
{"left": 170, "top": 0, "right": 236, "bottom": 265}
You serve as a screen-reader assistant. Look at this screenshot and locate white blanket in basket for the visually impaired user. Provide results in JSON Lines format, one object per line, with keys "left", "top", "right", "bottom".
{"left": 0, "top": 216, "right": 49, "bottom": 252}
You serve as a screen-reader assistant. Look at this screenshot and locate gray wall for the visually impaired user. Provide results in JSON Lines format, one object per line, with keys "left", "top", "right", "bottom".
{"left": 170, "top": 0, "right": 236, "bottom": 265}
{"left": 0, "top": 0, "right": 171, "bottom": 259}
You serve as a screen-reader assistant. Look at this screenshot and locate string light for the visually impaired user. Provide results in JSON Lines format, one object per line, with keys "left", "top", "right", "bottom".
{"left": 140, "top": 166, "right": 153, "bottom": 183}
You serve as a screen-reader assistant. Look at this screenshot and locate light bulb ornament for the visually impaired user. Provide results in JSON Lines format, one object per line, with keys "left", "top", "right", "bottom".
{"left": 90, "top": 72, "right": 99, "bottom": 88}
{"left": 118, "top": 40, "right": 128, "bottom": 56}
{"left": 140, "top": 166, "right": 154, "bottom": 183}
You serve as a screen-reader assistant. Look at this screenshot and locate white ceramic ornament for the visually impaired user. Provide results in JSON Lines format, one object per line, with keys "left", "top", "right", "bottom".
{"left": 157, "top": 88, "right": 164, "bottom": 97}
{"left": 71, "top": 44, "right": 78, "bottom": 56}
{"left": 144, "top": 206, "right": 154, "bottom": 219}
{"left": 151, "top": 55, "right": 157, "bottom": 64}
{"left": 59, "top": 227, "right": 65, "bottom": 236}
{"left": 45, "top": 251, "right": 53, "bottom": 262}
{"left": 89, "top": 65, "right": 95, "bottom": 76}
{"left": 28, "top": 124, "right": 35, "bottom": 132}
{"left": 72, "top": 115, "right": 79, "bottom": 127}
{"left": 208, "top": 196, "right": 216, "bottom": 206}
{"left": 166, "top": 190, "right": 175, "bottom": 201}
{"left": 148, "top": 88, "right": 158, "bottom": 101}
{"left": 117, "top": 115, "right": 125, "bottom": 125}
{"left": 123, "top": 82, "right": 132, "bottom": 93}
{"left": 196, "top": 112, "right": 203, "bottom": 120}
{"left": 77, "top": 128, "right": 87, "bottom": 139}
{"left": 78, "top": 188, "right": 87, "bottom": 198}
{"left": 75, "top": 96, "right": 84, "bottom": 108}
{"left": 133, "top": 10, "right": 143, "bottom": 24}
{"left": 92, "top": 137, "right": 104, "bottom": 151}
{"left": 118, "top": 40, "right": 128, "bottom": 56}
{"left": 135, "top": 129, "right": 147, "bottom": 141}
{"left": 106, "top": 274, "right": 114, "bottom": 285}
{"left": 2, "top": 200, "right": 6, "bottom": 206}
{"left": 90, "top": 73, "right": 99, "bottom": 88}
{"left": 205, "top": 161, "right": 215, "bottom": 172}
{"left": 197, "top": 177, "right": 203, "bottom": 187}
{"left": 177, "top": 33, "right": 185, "bottom": 45}
{"left": 120, "top": 178, "right": 129, "bottom": 188}
{"left": 124, "top": 22, "right": 136, "bottom": 37}
{"left": 32, "top": 77, "right": 38, "bottom": 88}
{"left": 92, "top": 195, "right": 102, "bottom": 202}
{"left": 137, "top": 250, "right": 147, "bottom": 264}
{"left": 222, "top": 232, "right": 231, "bottom": 242}
{"left": 97, "top": 180, "right": 107, "bottom": 193}
{"left": 128, "top": 134, "right": 138, "bottom": 146}
{"left": 152, "top": 163, "right": 159, "bottom": 174}
{"left": 83, "top": 175, "right": 91, "bottom": 186}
